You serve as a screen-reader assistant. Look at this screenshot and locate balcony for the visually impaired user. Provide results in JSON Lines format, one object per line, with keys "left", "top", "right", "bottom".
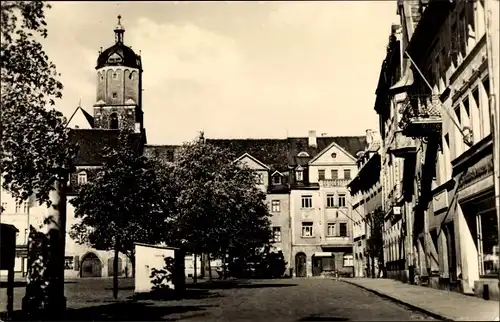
{"left": 319, "top": 179, "right": 351, "bottom": 187}
{"left": 388, "top": 130, "right": 417, "bottom": 158}
{"left": 321, "top": 236, "right": 352, "bottom": 247}
{"left": 399, "top": 94, "right": 442, "bottom": 138}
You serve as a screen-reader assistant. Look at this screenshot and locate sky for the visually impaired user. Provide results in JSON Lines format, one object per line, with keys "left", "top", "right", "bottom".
{"left": 43, "top": 1, "right": 400, "bottom": 145}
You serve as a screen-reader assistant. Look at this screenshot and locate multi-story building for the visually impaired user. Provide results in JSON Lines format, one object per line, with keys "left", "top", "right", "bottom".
{"left": 348, "top": 130, "right": 383, "bottom": 278}
{"left": 375, "top": 0, "right": 498, "bottom": 300}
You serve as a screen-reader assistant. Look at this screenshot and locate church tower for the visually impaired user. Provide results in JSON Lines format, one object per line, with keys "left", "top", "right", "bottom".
{"left": 94, "top": 15, "right": 143, "bottom": 133}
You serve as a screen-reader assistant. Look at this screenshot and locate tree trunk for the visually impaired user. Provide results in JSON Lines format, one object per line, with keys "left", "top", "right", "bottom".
{"left": 130, "top": 254, "right": 136, "bottom": 278}
{"left": 193, "top": 252, "right": 197, "bottom": 284}
{"left": 113, "top": 241, "right": 119, "bottom": 299}
{"left": 371, "top": 255, "right": 375, "bottom": 279}
{"left": 200, "top": 253, "right": 205, "bottom": 278}
{"left": 207, "top": 253, "right": 213, "bottom": 282}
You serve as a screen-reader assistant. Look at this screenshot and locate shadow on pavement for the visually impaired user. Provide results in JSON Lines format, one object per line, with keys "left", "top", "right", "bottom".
{"left": 1, "top": 303, "right": 217, "bottom": 321}
{"left": 298, "top": 315, "right": 349, "bottom": 322}
{"left": 187, "top": 280, "right": 297, "bottom": 290}
{"left": 131, "top": 288, "right": 223, "bottom": 301}
{"left": 0, "top": 281, "right": 77, "bottom": 288}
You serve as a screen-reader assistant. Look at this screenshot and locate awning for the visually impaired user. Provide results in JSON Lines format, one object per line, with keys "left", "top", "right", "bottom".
{"left": 389, "top": 64, "right": 414, "bottom": 94}
{"left": 314, "top": 252, "right": 333, "bottom": 257}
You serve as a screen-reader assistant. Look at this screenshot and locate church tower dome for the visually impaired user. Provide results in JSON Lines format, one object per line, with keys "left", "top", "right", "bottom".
{"left": 96, "top": 15, "right": 142, "bottom": 70}
{"left": 94, "top": 15, "right": 143, "bottom": 133}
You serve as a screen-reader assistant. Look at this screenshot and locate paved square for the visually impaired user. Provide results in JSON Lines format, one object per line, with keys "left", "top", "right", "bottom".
{"left": 1, "top": 278, "right": 436, "bottom": 321}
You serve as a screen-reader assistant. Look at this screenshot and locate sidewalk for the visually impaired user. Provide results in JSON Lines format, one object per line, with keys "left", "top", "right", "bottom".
{"left": 342, "top": 278, "right": 499, "bottom": 321}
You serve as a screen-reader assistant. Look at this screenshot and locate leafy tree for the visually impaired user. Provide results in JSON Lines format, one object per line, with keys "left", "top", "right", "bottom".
{"left": 1, "top": 2, "right": 76, "bottom": 316}
{"left": 366, "top": 206, "right": 385, "bottom": 278}
{"left": 1, "top": 1, "right": 76, "bottom": 205}
{"left": 166, "top": 139, "right": 272, "bottom": 282}
{"left": 70, "top": 131, "right": 169, "bottom": 298}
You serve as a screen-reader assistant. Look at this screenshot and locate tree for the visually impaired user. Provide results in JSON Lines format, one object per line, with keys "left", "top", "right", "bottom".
{"left": 165, "top": 139, "right": 272, "bottom": 282}
{"left": 1, "top": 2, "right": 77, "bottom": 317}
{"left": 1, "top": 1, "right": 76, "bottom": 204}
{"left": 366, "top": 206, "right": 385, "bottom": 278}
{"left": 70, "top": 131, "right": 169, "bottom": 298}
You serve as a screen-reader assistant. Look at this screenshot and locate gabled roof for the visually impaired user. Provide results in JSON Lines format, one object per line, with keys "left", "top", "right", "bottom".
{"left": 234, "top": 153, "right": 270, "bottom": 170}
{"left": 308, "top": 140, "right": 358, "bottom": 164}
{"left": 271, "top": 170, "right": 283, "bottom": 177}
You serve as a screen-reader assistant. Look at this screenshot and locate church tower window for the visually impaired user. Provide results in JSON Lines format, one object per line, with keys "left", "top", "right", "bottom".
{"left": 109, "top": 113, "right": 119, "bottom": 129}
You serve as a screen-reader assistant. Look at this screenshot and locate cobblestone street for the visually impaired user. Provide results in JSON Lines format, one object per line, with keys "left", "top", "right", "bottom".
{"left": 1, "top": 278, "right": 436, "bottom": 321}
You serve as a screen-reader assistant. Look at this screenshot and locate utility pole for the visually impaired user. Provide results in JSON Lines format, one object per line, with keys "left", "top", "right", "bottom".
{"left": 484, "top": 0, "right": 500, "bottom": 310}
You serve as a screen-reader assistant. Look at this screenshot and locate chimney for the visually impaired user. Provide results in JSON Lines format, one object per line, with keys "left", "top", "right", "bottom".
{"left": 366, "top": 129, "right": 374, "bottom": 146}
{"left": 308, "top": 130, "right": 317, "bottom": 148}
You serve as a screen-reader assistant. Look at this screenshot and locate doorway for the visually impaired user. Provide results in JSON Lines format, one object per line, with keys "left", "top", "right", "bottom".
{"left": 295, "top": 253, "right": 307, "bottom": 277}
{"left": 80, "top": 253, "right": 102, "bottom": 278}
{"left": 312, "top": 256, "right": 322, "bottom": 276}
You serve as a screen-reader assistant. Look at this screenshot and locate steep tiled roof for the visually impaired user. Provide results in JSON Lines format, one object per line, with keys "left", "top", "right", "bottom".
{"left": 69, "top": 129, "right": 143, "bottom": 166}
{"left": 206, "top": 139, "right": 289, "bottom": 172}
{"left": 145, "top": 136, "right": 366, "bottom": 171}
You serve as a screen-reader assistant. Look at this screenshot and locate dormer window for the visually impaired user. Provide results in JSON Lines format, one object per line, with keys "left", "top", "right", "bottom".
{"left": 255, "top": 172, "right": 264, "bottom": 184}
{"left": 78, "top": 171, "right": 88, "bottom": 185}
{"left": 273, "top": 175, "right": 282, "bottom": 185}
{"left": 296, "top": 169, "right": 303, "bottom": 182}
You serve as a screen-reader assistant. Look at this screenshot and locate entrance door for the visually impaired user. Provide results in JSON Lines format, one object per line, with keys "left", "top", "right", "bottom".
{"left": 312, "top": 256, "right": 322, "bottom": 276}
{"left": 295, "top": 253, "right": 307, "bottom": 277}
{"left": 81, "top": 253, "right": 102, "bottom": 277}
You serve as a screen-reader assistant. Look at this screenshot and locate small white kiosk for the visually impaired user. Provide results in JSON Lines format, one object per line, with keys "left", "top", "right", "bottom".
{"left": 134, "top": 243, "right": 184, "bottom": 294}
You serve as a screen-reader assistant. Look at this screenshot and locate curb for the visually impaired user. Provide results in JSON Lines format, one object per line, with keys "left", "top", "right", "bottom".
{"left": 340, "top": 279, "right": 452, "bottom": 321}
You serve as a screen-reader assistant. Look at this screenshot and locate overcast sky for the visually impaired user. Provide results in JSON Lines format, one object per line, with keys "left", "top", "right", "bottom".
{"left": 44, "top": 1, "right": 399, "bottom": 144}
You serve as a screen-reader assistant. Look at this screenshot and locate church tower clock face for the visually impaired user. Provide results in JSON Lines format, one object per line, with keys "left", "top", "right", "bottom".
{"left": 93, "top": 15, "right": 143, "bottom": 133}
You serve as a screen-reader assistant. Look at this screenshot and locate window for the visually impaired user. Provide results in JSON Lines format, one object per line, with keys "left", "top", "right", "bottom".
{"left": 1, "top": 202, "right": 7, "bottom": 213}
{"left": 23, "top": 202, "right": 29, "bottom": 214}
{"left": 64, "top": 256, "right": 74, "bottom": 270}
{"left": 327, "top": 223, "right": 336, "bottom": 236}
{"left": 338, "top": 194, "right": 346, "bottom": 208}
{"left": 112, "top": 92, "right": 118, "bottom": 99}
{"left": 272, "top": 227, "right": 282, "bottom": 242}
{"left": 112, "top": 72, "right": 118, "bottom": 79}
{"left": 343, "top": 254, "right": 354, "bottom": 267}
{"left": 271, "top": 200, "right": 281, "bottom": 212}
{"left": 339, "top": 223, "right": 348, "bottom": 237}
{"left": 301, "top": 195, "right": 312, "bottom": 209}
{"left": 78, "top": 172, "right": 87, "bottom": 185}
{"left": 318, "top": 169, "right": 325, "bottom": 180}
{"left": 331, "top": 153, "right": 337, "bottom": 159}
{"left": 331, "top": 169, "right": 338, "bottom": 180}
{"left": 297, "top": 151, "right": 310, "bottom": 157}
{"left": 255, "top": 173, "right": 264, "bottom": 184}
{"left": 301, "top": 222, "right": 313, "bottom": 237}
{"left": 273, "top": 175, "right": 282, "bottom": 185}
{"left": 343, "top": 169, "right": 351, "bottom": 180}
{"left": 296, "top": 170, "right": 303, "bottom": 182}
{"left": 15, "top": 202, "right": 21, "bottom": 213}
{"left": 109, "top": 113, "right": 119, "bottom": 129}
{"left": 326, "top": 194, "right": 335, "bottom": 208}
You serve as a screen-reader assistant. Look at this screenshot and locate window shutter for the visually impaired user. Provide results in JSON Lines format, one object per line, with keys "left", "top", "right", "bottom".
{"left": 74, "top": 256, "right": 80, "bottom": 271}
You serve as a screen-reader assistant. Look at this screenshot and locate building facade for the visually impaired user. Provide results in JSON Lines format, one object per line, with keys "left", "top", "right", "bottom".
{"left": 374, "top": 0, "right": 498, "bottom": 300}
{"left": 348, "top": 130, "right": 383, "bottom": 278}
